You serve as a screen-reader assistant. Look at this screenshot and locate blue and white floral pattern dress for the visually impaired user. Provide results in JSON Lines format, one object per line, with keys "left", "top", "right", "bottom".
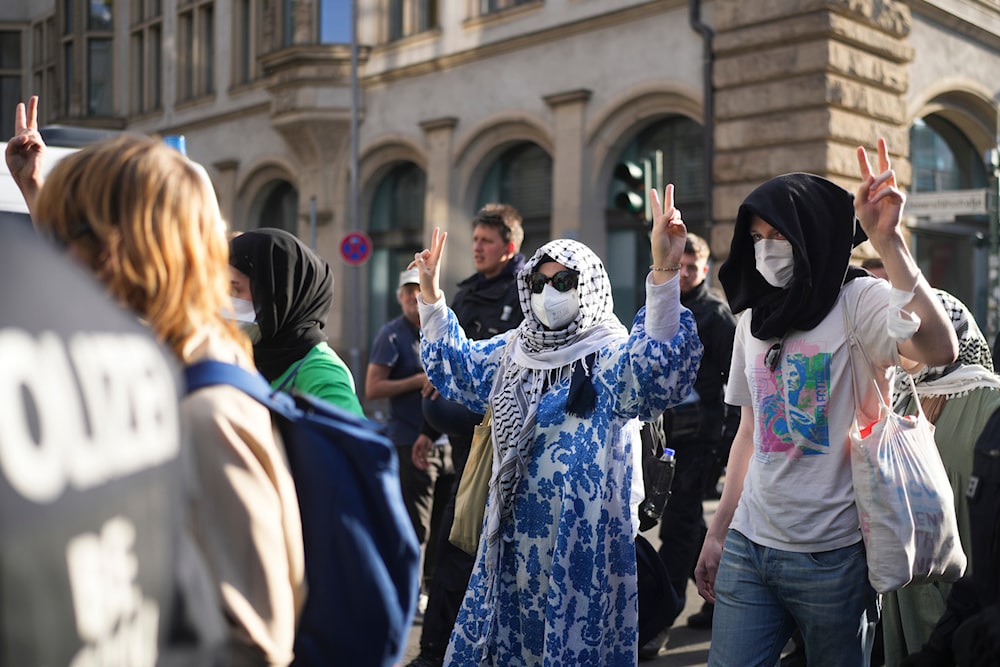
{"left": 419, "top": 240, "right": 701, "bottom": 666}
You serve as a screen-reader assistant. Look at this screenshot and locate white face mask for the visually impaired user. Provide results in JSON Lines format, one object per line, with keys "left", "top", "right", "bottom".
{"left": 225, "top": 297, "right": 262, "bottom": 343}
{"left": 530, "top": 284, "right": 580, "bottom": 329}
{"left": 754, "top": 239, "right": 795, "bottom": 288}
{"left": 228, "top": 297, "right": 257, "bottom": 324}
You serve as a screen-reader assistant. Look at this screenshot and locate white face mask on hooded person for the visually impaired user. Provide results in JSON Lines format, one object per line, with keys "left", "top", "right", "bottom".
{"left": 229, "top": 297, "right": 257, "bottom": 323}
{"left": 754, "top": 239, "right": 795, "bottom": 288}
{"left": 227, "top": 296, "right": 263, "bottom": 343}
{"left": 530, "top": 284, "right": 580, "bottom": 330}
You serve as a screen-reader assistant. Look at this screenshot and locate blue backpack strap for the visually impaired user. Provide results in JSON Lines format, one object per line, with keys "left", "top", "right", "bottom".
{"left": 184, "top": 360, "right": 295, "bottom": 416}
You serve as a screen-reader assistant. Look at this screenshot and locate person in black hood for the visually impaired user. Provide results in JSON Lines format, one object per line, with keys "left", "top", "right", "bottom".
{"left": 229, "top": 227, "right": 364, "bottom": 415}
{"left": 406, "top": 203, "right": 526, "bottom": 667}
{"left": 694, "top": 139, "right": 959, "bottom": 667}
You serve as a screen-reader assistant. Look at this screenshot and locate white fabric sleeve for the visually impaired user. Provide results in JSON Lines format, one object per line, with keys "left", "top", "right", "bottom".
{"left": 886, "top": 286, "right": 921, "bottom": 341}
{"left": 417, "top": 293, "right": 449, "bottom": 341}
{"left": 644, "top": 272, "right": 681, "bottom": 341}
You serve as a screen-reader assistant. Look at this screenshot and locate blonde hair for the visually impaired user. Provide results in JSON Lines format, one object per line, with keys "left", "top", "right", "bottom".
{"left": 33, "top": 134, "right": 250, "bottom": 361}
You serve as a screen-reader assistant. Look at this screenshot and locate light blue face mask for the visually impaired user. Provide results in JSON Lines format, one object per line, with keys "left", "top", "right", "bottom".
{"left": 753, "top": 239, "right": 795, "bottom": 288}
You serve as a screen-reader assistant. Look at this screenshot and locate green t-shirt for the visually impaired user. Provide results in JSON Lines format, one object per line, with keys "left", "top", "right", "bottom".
{"left": 272, "top": 342, "right": 364, "bottom": 416}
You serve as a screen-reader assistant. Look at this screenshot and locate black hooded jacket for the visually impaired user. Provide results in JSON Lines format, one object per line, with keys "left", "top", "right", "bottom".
{"left": 230, "top": 228, "right": 333, "bottom": 382}
{"left": 718, "top": 173, "right": 868, "bottom": 341}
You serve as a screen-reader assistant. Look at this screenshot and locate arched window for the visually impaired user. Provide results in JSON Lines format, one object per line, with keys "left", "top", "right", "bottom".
{"left": 911, "top": 116, "right": 986, "bottom": 192}
{"left": 908, "top": 115, "right": 989, "bottom": 326}
{"left": 247, "top": 180, "right": 298, "bottom": 232}
{"left": 368, "top": 162, "right": 426, "bottom": 335}
{"left": 606, "top": 115, "right": 705, "bottom": 322}
{"left": 476, "top": 142, "right": 552, "bottom": 260}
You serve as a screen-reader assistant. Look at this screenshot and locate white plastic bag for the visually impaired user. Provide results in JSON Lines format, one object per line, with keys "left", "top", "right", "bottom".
{"left": 844, "top": 299, "right": 966, "bottom": 593}
{"left": 848, "top": 382, "right": 967, "bottom": 593}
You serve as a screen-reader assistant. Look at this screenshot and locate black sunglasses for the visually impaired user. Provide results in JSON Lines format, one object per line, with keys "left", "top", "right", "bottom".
{"left": 526, "top": 270, "right": 579, "bottom": 294}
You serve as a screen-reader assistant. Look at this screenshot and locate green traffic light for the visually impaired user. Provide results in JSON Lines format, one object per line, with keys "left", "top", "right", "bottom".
{"left": 613, "top": 159, "right": 648, "bottom": 214}
{"left": 615, "top": 191, "right": 645, "bottom": 213}
{"left": 614, "top": 161, "right": 645, "bottom": 188}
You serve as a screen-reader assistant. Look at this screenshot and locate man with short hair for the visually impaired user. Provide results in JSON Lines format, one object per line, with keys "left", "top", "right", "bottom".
{"left": 406, "top": 204, "right": 526, "bottom": 667}
{"left": 640, "top": 232, "right": 740, "bottom": 659}
{"left": 366, "top": 269, "right": 452, "bottom": 608}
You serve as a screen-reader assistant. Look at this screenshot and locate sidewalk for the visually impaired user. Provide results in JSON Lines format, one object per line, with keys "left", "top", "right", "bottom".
{"left": 401, "top": 500, "right": 719, "bottom": 666}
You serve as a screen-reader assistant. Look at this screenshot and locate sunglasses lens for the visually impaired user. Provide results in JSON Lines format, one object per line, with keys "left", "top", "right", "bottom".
{"left": 528, "top": 270, "right": 578, "bottom": 293}
{"left": 551, "top": 271, "right": 577, "bottom": 292}
{"left": 528, "top": 273, "right": 547, "bottom": 294}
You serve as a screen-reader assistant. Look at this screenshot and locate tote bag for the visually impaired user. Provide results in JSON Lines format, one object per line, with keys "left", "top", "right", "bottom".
{"left": 843, "top": 301, "right": 967, "bottom": 593}
{"left": 449, "top": 408, "right": 493, "bottom": 556}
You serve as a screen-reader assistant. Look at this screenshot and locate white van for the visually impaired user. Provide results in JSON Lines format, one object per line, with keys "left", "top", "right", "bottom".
{"left": 0, "top": 143, "right": 80, "bottom": 225}
{"left": 1, "top": 127, "right": 212, "bottom": 227}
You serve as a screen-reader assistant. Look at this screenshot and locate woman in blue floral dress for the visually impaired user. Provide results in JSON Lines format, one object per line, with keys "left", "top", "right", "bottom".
{"left": 410, "top": 185, "right": 703, "bottom": 665}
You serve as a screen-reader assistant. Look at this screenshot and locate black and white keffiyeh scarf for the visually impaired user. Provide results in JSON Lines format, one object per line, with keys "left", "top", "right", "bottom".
{"left": 892, "top": 289, "right": 999, "bottom": 411}
{"left": 484, "top": 239, "right": 627, "bottom": 555}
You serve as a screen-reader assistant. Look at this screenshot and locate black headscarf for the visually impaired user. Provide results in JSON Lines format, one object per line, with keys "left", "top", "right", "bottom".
{"left": 230, "top": 228, "right": 333, "bottom": 381}
{"left": 718, "top": 173, "right": 869, "bottom": 341}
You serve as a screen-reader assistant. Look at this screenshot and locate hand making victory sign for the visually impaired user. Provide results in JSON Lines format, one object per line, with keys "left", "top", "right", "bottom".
{"left": 854, "top": 136, "right": 959, "bottom": 366}
{"left": 854, "top": 137, "right": 906, "bottom": 255}
{"left": 649, "top": 183, "right": 688, "bottom": 284}
{"left": 410, "top": 226, "right": 448, "bottom": 305}
{"left": 5, "top": 95, "right": 46, "bottom": 218}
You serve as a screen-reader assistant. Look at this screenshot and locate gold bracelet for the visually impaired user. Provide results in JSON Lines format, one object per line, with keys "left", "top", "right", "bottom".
{"left": 649, "top": 263, "right": 682, "bottom": 272}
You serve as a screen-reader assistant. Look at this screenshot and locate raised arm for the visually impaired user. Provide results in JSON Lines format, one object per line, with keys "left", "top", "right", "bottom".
{"left": 854, "top": 138, "right": 958, "bottom": 367}
{"left": 5, "top": 96, "right": 46, "bottom": 219}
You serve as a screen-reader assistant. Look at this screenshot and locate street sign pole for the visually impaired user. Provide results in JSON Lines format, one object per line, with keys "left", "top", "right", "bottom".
{"left": 349, "top": 0, "right": 362, "bottom": 384}
{"left": 989, "top": 148, "right": 1000, "bottom": 343}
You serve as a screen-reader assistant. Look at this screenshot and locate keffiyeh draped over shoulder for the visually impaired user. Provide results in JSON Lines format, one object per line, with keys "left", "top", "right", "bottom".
{"left": 893, "top": 289, "right": 1000, "bottom": 411}
{"left": 487, "top": 240, "right": 628, "bottom": 549}
{"left": 718, "top": 173, "right": 869, "bottom": 341}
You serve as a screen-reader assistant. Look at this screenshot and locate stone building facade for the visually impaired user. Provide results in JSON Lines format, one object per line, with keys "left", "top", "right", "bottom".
{"left": 2, "top": 0, "right": 999, "bottom": 409}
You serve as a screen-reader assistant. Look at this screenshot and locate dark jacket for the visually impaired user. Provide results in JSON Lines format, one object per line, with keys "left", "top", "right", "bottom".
{"left": 664, "top": 280, "right": 738, "bottom": 446}
{"left": 450, "top": 254, "right": 525, "bottom": 341}
{"left": 681, "top": 280, "right": 736, "bottom": 408}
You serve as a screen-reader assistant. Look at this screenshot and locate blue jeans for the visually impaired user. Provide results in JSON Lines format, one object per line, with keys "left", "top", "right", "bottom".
{"left": 709, "top": 530, "right": 878, "bottom": 667}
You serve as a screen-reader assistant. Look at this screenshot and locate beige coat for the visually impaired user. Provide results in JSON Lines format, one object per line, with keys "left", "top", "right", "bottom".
{"left": 182, "top": 329, "right": 305, "bottom": 666}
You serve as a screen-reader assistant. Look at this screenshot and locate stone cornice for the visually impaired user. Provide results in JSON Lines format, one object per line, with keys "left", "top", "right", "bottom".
{"left": 543, "top": 89, "right": 592, "bottom": 108}
{"left": 419, "top": 116, "right": 459, "bottom": 132}
{"left": 909, "top": 0, "right": 1000, "bottom": 50}
{"left": 361, "top": 0, "right": 685, "bottom": 86}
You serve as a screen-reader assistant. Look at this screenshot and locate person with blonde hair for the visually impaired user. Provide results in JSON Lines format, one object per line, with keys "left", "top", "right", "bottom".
{"left": 6, "top": 96, "right": 305, "bottom": 666}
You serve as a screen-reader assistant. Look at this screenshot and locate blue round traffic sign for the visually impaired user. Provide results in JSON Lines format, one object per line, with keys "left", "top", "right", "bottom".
{"left": 340, "top": 231, "right": 372, "bottom": 266}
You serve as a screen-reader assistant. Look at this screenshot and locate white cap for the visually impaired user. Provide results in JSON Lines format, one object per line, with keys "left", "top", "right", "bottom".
{"left": 398, "top": 268, "right": 421, "bottom": 289}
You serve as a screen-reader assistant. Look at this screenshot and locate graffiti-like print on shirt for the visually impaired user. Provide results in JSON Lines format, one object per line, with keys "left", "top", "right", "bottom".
{"left": 755, "top": 340, "right": 831, "bottom": 456}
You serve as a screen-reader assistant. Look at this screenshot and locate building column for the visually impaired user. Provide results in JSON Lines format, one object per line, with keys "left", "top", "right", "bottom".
{"left": 211, "top": 159, "right": 239, "bottom": 227}
{"left": 711, "top": 0, "right": 913, "bottom": 255}
{"left": 420, "top": 116, "right": 467, "bottom": 287}
{"left": 544, "top": 89, "right": 592, "bottom": 243}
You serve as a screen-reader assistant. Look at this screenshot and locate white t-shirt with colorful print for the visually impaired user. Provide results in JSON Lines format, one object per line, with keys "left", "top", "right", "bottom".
{"left": 726, "top": 277, "right": 900, "bottom": 552}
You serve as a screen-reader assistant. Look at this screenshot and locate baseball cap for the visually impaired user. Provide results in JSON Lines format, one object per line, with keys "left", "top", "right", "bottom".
{"left": 398, "top": 268, "right": 421, "bottom": 289}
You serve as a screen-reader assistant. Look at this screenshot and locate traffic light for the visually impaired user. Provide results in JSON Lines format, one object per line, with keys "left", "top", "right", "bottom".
{"left": 613, "top": 159, "right": 649, "bottom": 217}
{"left": 612, "top": 150, "right": 663, "bottom": 221}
